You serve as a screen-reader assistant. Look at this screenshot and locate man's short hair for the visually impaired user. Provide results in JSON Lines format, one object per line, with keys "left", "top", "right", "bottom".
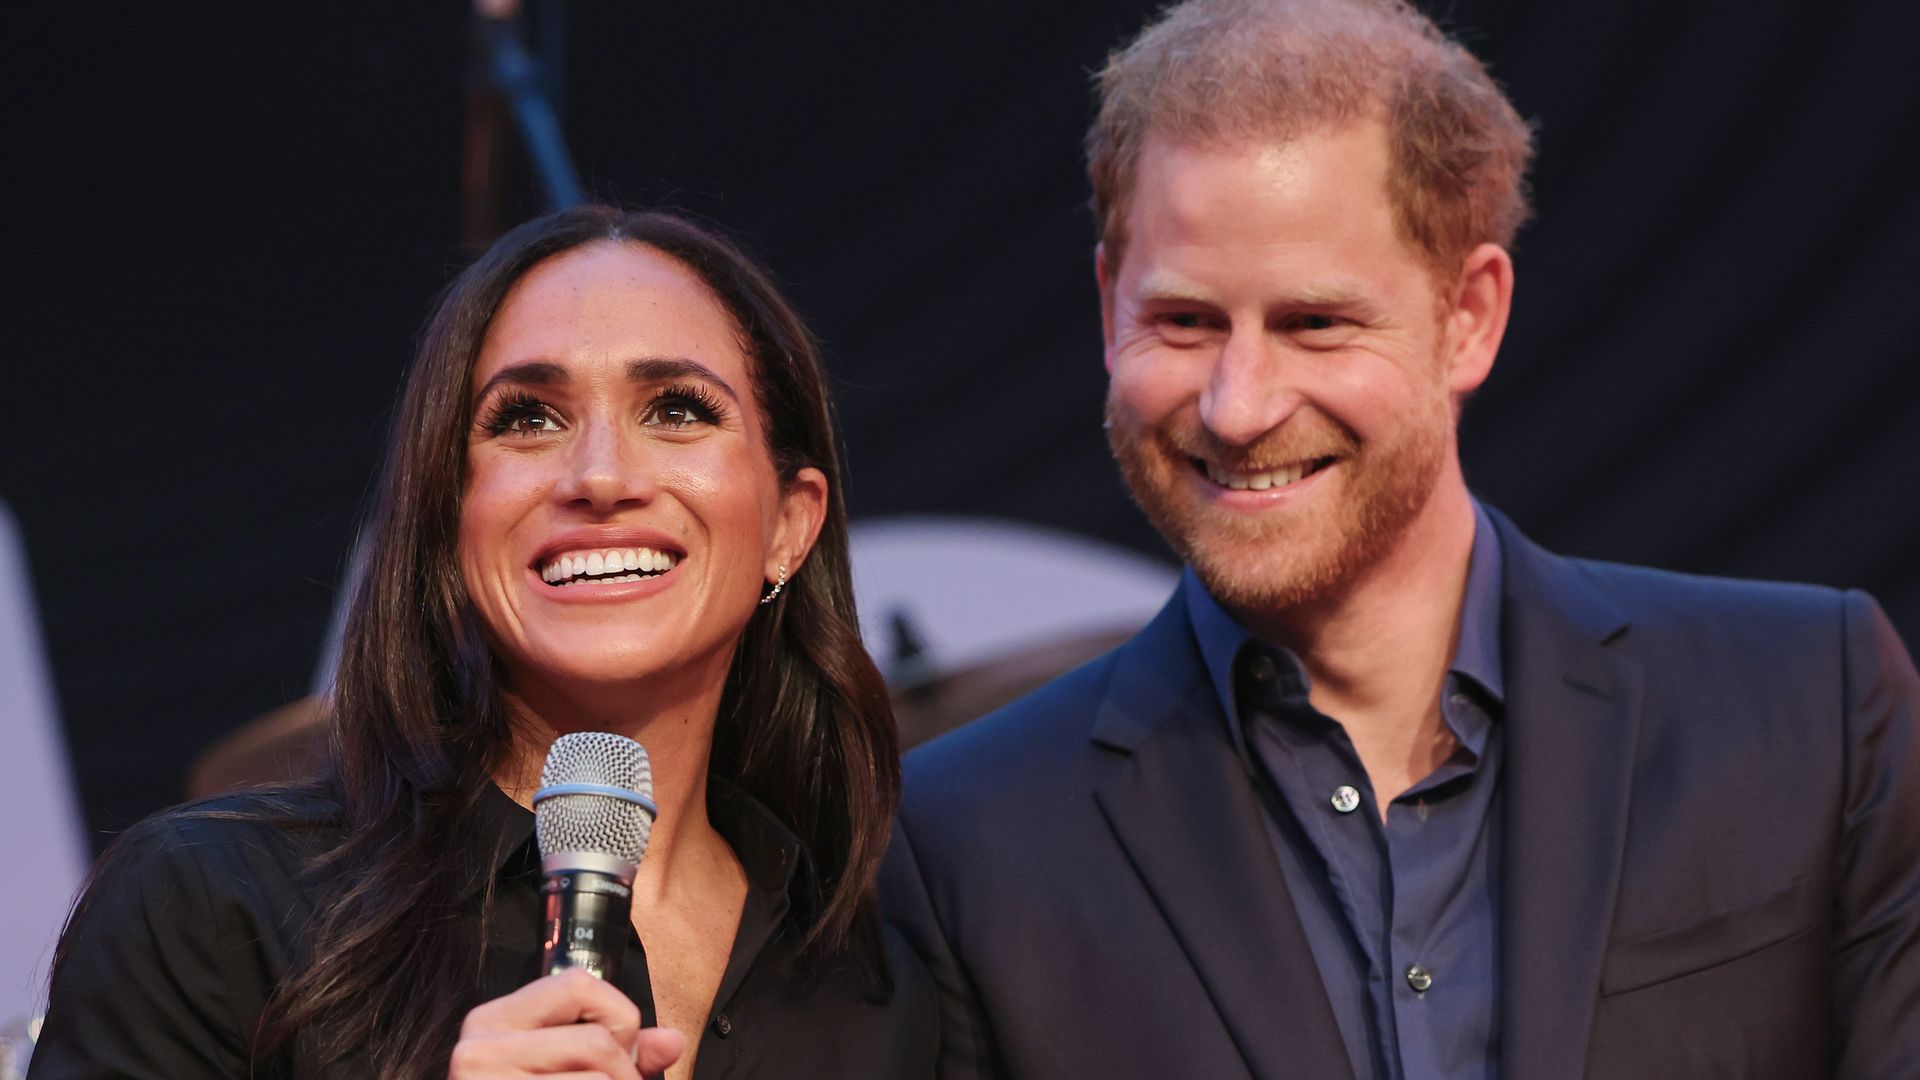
{"left": 1088, "top": 0, "right": 1535, "bottom": 285}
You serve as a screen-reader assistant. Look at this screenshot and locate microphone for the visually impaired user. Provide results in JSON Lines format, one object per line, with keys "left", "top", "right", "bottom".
{"left": 533, "top": 732, "right": 658, "bottom": 982}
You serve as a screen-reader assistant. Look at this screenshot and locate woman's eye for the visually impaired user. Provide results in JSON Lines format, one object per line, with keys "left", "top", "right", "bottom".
{"left": 481, "top": 399, "right": 562, "bottom": 437}
{"left": 644, "top": 394, "right": 716, "bottom": 430}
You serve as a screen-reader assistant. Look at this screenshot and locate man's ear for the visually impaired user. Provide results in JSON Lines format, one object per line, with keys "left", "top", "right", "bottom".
{"left": 1095, "top": 242, "right": 1117, "bottom": 373}
{"left": 1443, "top": 243, "right": 1514, "bottom": 399}
{"left": 770, "top": 466, "right": 828, "bottom": 581}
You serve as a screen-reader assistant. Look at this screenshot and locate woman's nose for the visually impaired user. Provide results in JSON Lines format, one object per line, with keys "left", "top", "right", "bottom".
{"left": 556, "top": 421, "right": 656, "bottom": 510}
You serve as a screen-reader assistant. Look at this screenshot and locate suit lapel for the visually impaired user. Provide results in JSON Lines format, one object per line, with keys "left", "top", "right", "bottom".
{"left": 1491, "top": 514, "right": 1644, "bottom": 1078}
{"left": 1091, "top": 599, "right": 1355, "bottom": 1080}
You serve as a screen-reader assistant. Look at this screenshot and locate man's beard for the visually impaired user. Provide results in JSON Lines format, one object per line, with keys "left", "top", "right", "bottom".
{"left": 1106, "top": 391, "right": 1450, "bottom": 615}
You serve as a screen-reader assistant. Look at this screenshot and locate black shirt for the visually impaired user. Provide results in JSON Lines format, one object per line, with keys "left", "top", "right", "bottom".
{"left": 31, "top": 780, "right": 936, "bottom": 1078}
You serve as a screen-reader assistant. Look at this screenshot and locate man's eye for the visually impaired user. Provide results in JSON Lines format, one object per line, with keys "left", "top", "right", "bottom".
{"left": 1297, "top": 314, "right": 1338, "bottom": 332}
{"left": 1156, "top": 312, "right": 1216, "bottom": 337}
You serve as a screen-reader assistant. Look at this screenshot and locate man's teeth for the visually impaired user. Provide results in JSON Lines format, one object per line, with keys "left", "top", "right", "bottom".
{"left": 540, "top": 547, "right": 680, "bottom": 585}
{"left": 1204, "top": 460, "right": 1314, "bottom": 491}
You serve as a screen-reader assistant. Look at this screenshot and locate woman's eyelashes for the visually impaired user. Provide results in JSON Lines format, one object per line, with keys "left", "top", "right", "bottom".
{"left": 477, "top": 390, "right": 562, "bottom": 437}
{"left": 475, "top": 383, "right": 731, "bottom": 439}
{"left": 642, "top": 383, "right": 729, "bottom": 431}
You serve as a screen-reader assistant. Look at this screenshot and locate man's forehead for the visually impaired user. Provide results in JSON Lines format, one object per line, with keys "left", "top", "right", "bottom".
{"left": 1131, "top": 264, "right": 1375, "bottom": 309}
{"left": 1113, "top": 120, "right": 1417, "bottom": 288}
{"left": 1136, "top": 129, "right": 1315, "bottom": 188}
{"left": 1126, "top": 122, "right": 1392, "bottom": 230}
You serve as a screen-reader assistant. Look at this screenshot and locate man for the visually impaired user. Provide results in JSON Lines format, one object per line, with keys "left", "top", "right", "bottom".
{"left": 880, "top": 1, "right": 1920, "bottom": 1077}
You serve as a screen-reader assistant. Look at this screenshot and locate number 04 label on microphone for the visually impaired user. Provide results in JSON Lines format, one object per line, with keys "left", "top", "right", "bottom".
{"left": 541, "top": 870, "right": 632, "bottom": 981}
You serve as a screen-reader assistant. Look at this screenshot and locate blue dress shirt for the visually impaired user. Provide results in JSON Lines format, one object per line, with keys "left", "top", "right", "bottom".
{"left": 1185, "top": 503, "right": 1506, "bottom": 1080}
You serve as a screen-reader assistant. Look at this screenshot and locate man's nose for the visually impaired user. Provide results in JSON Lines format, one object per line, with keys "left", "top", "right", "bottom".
{"left": 557, "top": 420, "right": 657, "bottom": 510}
{"left": 1197, "top": 327, "right": 1302, "bottom": 447}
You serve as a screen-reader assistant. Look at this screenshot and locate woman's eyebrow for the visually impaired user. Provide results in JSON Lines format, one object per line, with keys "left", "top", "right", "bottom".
{"left": 627, "top": 356, "right": 740, "bottom": 403}
{"left": 472, "top": 361, "right": 568, "bottom": 404}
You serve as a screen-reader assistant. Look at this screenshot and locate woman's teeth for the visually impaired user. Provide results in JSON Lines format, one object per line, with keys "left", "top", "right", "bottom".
{"left": 540, "top": 547, "right": 680, "bottom": 585}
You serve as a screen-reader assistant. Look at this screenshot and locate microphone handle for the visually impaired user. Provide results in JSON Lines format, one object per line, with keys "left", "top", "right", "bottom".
{"left": 540, "top": 868, "right": 632, "bottom": 982}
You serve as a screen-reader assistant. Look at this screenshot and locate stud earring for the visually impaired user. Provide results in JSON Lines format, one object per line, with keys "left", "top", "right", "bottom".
{"left": 759, "top": 564, "right": 789, "bottom": 606}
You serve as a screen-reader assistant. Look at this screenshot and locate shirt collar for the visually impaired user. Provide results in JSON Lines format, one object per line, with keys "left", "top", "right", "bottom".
{"left": 458, "top": 772, "right": 806, "bottom": 900}
{"left": 1186, "top": 499, "right": 1507, "bottom": 753}
{"left": 1454, "top": 500, "right": 1506, "bottom": 703}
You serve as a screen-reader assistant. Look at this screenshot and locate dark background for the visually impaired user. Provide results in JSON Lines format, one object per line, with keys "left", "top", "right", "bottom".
{"left": 7, "top": 0, "right": 1918, "bottom": 843}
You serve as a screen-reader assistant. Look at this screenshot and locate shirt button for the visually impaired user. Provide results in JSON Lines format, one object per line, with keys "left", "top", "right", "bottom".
{"left": 1406, "top": 964, "right": 1433, "bottom": 993}
{"left": 711, "top": 1013, "right": 733, "bottom": 1038}
{"left": 1330, "top": 785, "right": 1361, "bottom": 814}
{"left": 1249, "top": 655, "right": 1277, "bottom": 683}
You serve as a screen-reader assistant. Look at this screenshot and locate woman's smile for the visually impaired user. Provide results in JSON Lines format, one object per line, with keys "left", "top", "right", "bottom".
{"left": 528, "top": 528, "right": 690, "bottom": 603}
{"left": 537, "top": 545, "right": 680, "bottom": 586}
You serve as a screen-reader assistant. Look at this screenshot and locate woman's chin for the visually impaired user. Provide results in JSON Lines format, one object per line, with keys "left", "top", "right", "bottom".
{"left": 499, "top": 636, "right": 738, "bottom": 716}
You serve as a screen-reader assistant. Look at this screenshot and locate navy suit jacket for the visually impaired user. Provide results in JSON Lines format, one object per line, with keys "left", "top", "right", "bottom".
{"left": 882, "top": 510, "right": 1920, "bottom": 1078}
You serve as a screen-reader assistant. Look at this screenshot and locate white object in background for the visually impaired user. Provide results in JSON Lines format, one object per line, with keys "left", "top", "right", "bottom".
{"left": 0, "top": 502, "right": 89, "bottom": 1068}
{"left": 848, "top": 516, "right": 1177, "bottom": 680}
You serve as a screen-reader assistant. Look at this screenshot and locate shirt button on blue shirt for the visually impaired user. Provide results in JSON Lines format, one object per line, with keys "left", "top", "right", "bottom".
{"left": 1406, "top": 964, "right": 1434, "bottom": 993}
{"left": 1331, "top": 785, "right": 1362, "bottom": 814}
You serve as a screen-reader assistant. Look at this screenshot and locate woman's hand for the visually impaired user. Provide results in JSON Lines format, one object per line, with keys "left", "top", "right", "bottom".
{"left": 450, "top": 968, "right": 686, "bottom": 1078}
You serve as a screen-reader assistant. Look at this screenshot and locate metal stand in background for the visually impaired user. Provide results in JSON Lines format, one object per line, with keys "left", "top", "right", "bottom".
{"left": 463, "top": 0, "right": 584, "bottom": 247}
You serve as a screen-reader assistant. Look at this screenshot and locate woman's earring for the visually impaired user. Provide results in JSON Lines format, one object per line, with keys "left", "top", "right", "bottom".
{"left": 759, "top": 564, "right": 789, "bottom": 606}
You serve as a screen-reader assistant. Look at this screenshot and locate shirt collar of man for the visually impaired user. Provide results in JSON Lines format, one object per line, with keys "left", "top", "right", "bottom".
{"left": 1185, "top": 499, "right": 1506, "bottom": 760}
{"left": 455, "top": 771, "right": 808, "bottom": 901}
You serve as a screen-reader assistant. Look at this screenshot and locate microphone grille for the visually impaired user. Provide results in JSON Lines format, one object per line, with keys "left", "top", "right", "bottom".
{"left": 534, "top": 732, "right": 655, "bottom": 868}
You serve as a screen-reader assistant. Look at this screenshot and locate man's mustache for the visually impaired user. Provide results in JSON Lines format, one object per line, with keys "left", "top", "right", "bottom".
{"left": 1154, "top": 412, "right": 1361, "bottom": 473}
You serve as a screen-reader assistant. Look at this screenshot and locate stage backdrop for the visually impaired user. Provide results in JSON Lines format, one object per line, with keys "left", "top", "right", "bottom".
{"left": 6, "top": 0, "right": 1918, "bottom": 841}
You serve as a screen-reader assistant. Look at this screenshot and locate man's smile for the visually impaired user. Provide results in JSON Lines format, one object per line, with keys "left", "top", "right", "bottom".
{"left": 1195, "top": 455, "right": 1338, "bottom": 492}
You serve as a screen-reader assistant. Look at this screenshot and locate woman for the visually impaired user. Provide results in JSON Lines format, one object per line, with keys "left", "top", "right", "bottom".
{"left": 34, "top": 207, "right": 935, "bottom": 1079}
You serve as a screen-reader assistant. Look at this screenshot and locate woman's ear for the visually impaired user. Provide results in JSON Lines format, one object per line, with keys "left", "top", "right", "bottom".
{"left": 769, "top": 466, "right": 829, "bottom": 579}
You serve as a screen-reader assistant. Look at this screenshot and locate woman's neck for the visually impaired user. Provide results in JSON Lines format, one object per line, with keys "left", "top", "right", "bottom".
{"left": 492, "top": 671, "right": 736, "bottom": 905}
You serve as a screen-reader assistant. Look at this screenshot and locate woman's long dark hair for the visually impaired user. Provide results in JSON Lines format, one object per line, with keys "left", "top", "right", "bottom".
{"left": 256, "top": 206, "right": 898, "bottom": 1077}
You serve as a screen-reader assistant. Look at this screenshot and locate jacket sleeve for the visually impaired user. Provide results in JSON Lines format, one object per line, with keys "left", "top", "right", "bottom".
{"left": 1830, "top": 590, "right": 1920, "bottom": 1077}
{"left": 30, "top": 817, "right": 265, "bottom": 1079}
{"left": 879, "top": 815, "right": 1008, "bottom": 1080}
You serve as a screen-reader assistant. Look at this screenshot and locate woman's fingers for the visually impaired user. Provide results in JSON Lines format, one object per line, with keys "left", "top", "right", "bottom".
{"left": 460, "top": 969, "right": 642, "bottom": 1046}
{"left": 631, "top": 1027, "right": 686, "bottom": 1075}
{"left": 450, "top": 969, "right": 686, "bottom": 1078}
{"left": 450, "top": 1024, "right": 639, "bottom": 1078}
